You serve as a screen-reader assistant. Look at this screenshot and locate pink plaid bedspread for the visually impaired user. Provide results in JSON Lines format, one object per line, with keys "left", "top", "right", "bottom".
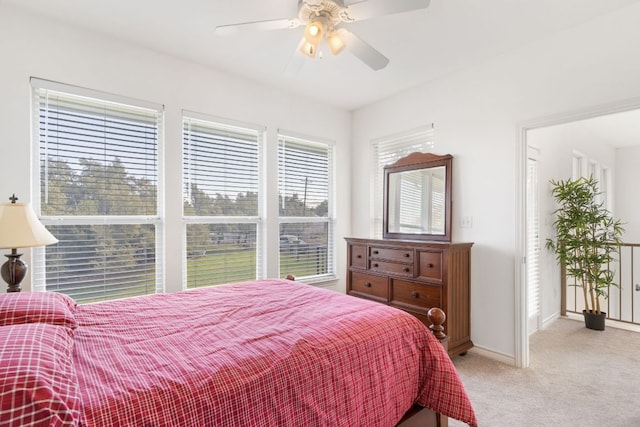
{"left": 73, "top": 279, "right": 477, "bottom": 426}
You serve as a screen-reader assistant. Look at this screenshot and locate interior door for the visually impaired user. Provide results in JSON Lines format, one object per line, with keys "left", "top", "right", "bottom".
{"left": 526, "top": 146, "right": 541, "bottom": 335}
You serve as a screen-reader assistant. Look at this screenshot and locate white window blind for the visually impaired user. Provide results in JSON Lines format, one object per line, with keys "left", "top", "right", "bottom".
{"left": 371, "top": 125, "right": 434, "bottom": 237}
{"left": 31, "top": 80, "right": 163, "bottom": 303}
{"left": 183, "top": 115, "right": 264, "bottom": 288}
{"left": 398, "top": 176, "right": 423, "bottom": 230}
{"left": 278, "top": 133, "right": 334, "bottom": 281}
{"left": 527, "top": 148, "right": 541, "bottom": 334}
{"left": 392, "top": 167, "right": 445, "bottom": 234}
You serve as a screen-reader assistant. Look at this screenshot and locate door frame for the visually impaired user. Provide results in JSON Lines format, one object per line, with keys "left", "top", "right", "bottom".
{"left": 515, "top": 96, "right": 640, "bottom": 368}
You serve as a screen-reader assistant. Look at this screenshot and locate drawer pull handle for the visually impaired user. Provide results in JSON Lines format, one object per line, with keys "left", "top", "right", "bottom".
{"left": 411, "top": 291, "right": 419, "bottom": 298}
{"left": 426, "top": 263, "right": 434, "bottom": 268}
{"left": 356, "top": 255, "right": 362, "bottom": 258}
{"left": 404, "top": 253, "right": 410, "bottom": 258}
{"left": 403, "top": 267, "right": 410, "bottom": 273}
{"left": 373, "top": 250, "right": 379, "bottom": 255}
{"left": 373, "top": 263, "right": 379, "bottom": 268}
{"left": 364, "top": 282, "right": 372, "bottom": 288}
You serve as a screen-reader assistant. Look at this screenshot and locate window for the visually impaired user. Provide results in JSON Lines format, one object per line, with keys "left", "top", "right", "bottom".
{"left": 572, "top": 151, "right": 586, "bottom": 180}
{"left": 588, "top": 160, "right": 600, "bottom": 182}
{"left": 183, "top": 113, "right": 264, "bottom": 287}
{"left": 600, "top": 167, "right": 611, "bottom": 211}
{"left": 278, "top": 133, "right": 334, "bottom": 281}
{"left": 371, "top": 125, "right": 434, "bottom": 237}
{"left": 31, "top": 79, "right": 163, "bottom": 303}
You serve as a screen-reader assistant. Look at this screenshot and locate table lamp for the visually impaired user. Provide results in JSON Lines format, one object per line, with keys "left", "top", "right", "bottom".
{"left": 0, "top": 194, "right": 58, "bottom": 292}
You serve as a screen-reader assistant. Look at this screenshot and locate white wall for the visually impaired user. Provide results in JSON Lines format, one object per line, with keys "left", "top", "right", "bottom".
{"left": 616, "top": 147, "right": 640, "bottom": 242}
{"left": 0, "top": 5, "right": 351, "bottom": 293}
{"left": 351, "top": 3, "right": 640, "bottom": 359}
{"left": 528, "top": 124, "right": 617, "bottom": 325}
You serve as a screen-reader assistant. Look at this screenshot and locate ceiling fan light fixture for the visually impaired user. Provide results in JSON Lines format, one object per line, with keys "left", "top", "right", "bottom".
{"left": 304, "top": 20, "right": 324, "bottom": 44}
{"left": 217, "top": 0, "right": 429, "bottom": 70}
{"left": 326, "top": 30, "right": 346, "bottom": 55}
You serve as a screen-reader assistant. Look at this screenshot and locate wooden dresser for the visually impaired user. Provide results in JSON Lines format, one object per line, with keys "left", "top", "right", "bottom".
{"left": 345, "top": 237, "right": 473, "bottom": 357}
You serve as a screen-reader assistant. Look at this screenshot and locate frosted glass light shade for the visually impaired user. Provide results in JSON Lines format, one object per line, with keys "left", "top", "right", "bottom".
{"left": 327, "top": 30, "right": 346, "bottom": 55}
{"left": 299, "top": 40, "right": 319, "bottom": 58}
{"left": 304, "top": 21, "right": 324, "bottom": 45}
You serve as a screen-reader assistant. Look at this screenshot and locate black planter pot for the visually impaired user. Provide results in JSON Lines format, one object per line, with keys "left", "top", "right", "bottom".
{"left": 583, "top": 310, "right": 606, "bottom": 331}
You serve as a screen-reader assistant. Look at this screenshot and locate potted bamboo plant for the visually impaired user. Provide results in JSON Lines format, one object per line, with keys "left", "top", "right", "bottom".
{"left": 545, "top": 176, "right": 623, "bottom": 330}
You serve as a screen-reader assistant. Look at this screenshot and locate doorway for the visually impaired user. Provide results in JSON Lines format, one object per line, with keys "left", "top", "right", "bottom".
{"left": 516, "top": 97, "right": 640, "bottom": 368}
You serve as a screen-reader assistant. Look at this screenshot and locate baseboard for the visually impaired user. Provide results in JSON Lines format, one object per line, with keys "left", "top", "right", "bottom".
{"left": 542, "top": 312, "right": 560, "bottom": 328}
{"left": 461, "top": 346, "right": 516, "bottom": 366}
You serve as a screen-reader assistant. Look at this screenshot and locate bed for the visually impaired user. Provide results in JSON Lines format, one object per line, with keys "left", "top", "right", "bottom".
{"left": 0, "top": 278, "right": 477, "bottom": 427}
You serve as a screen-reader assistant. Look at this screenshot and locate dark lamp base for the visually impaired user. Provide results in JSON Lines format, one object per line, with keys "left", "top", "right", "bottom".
{"left": 2, "top": 251, "right": 27, "bottom": 293}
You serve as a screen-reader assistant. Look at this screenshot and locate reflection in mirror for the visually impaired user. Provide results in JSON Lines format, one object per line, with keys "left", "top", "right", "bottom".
{"left": 388, "top": 166, "right": 446, "bottom": 235}
{"left": 383, "top": 152, "right": 452, "bottom": 241}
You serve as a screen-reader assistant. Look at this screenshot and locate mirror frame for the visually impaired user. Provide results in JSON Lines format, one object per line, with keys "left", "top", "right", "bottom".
{"left": 383, "top": 152, "right": 452, "bottom": 242}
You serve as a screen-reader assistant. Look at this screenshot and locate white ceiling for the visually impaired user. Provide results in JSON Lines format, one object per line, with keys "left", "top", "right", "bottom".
{"left": 546, "top": 109, "right": 640, "bottom": 149}
{"left": 3, "top": 0, "right": 640, "bottom": 111}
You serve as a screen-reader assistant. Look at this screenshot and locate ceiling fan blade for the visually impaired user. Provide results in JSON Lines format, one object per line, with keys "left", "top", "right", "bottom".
{"left": 216, "top": 18, "right": 300, "bottom": 36}
{"left": 340, "top": 29, "right": 389, "bottom": 70}
{"left": 345, "top": 0, "right": 430, "bottom": 22}
{"left": 284, "top": 38, "right": 307, "bottom": 78}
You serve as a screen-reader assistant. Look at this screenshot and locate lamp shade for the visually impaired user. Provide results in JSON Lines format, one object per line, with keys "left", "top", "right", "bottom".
{"left": 0, "top": 202, "right": 58, "bottom": 249}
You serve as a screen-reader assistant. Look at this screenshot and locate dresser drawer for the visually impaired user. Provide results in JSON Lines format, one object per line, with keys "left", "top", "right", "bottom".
{"left": 349, "top": 271, "right": 388, "bottom": 300}
{"left": 370, "top": 246, "right": 413, "bottom": 263}
{"left": 370, "top": 260, "right": 413, "bottom": 276}
{"left": 417, "top": 250, "right": 443, "bottom": 282}
{"left": 391, "top": 279, "right": 441, "bottom": 310}
{"left": 349, "top": 244, "right": 367, "bottom": 269}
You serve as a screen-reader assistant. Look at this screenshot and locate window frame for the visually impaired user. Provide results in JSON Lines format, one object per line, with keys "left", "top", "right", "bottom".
{"left": 572, "top": 150, "right": 586, "bottom": 180}
{"left": 182, "top": 111, "right": 266, "bottom": 288}
{"left": 30, "top": 78, "right": 165, "bottom": 300}
{"left": 277, "top": 131, "right": 336, "bottom": 283}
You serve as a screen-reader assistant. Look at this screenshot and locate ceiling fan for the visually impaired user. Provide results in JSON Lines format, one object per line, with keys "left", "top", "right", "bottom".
{"left": 215, "top": 0, "right": 431, "bottom": 71}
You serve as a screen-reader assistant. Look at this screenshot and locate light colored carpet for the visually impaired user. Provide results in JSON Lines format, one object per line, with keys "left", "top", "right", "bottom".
{"left": 448, "top": 317, "right": 640, "bottom": 426}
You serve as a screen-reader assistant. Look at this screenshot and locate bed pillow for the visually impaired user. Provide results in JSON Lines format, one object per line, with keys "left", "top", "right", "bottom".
{"left": 0, "top": 292, "right": 78, "bottom": 329}
{"left": 0, "top": 323, "right": 82, "bottom": 426}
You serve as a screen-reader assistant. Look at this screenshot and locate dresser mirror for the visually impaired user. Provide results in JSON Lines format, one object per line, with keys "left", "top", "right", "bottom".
{"left": 383, "top": 152, "right": 452, "bottom": 241}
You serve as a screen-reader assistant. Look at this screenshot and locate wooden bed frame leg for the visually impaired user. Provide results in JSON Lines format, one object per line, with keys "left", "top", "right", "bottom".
{"left": 397, "top": 405, "right": 448, "bottom": 427}
{"left": 427, "top": 307, "right": 449, "bottom": 353}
